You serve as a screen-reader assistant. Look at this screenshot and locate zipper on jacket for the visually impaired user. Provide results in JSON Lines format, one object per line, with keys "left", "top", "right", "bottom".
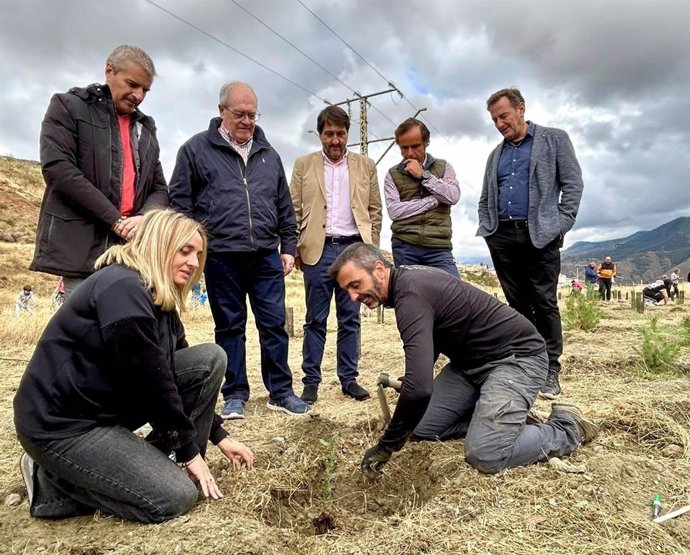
{"left": 237, "top": 159, "right": 256, "bottom": 250}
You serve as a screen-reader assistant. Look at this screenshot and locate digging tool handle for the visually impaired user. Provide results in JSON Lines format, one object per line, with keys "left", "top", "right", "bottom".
{"left": 377, "top": 384, "right": 392, "bottom": 424}
{"left": 654, "top": 502, "right": 690, "bottom": 523}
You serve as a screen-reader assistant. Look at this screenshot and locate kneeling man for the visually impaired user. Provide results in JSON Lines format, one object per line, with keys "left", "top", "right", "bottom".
{"left": 328, "top": 243, "right": 597, "bottom": 476}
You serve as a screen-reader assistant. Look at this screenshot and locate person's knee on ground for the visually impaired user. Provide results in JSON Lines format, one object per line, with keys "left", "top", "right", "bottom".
{"left": 137, "top": 474, "right": 198, "bottom": 523}
{"left": 464, "top": 438, "right": 509, "bottom": 474}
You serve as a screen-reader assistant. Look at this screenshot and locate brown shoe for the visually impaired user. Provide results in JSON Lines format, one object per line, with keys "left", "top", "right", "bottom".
{"left": 550, "top": 403, "right": 599, "bottom": 443}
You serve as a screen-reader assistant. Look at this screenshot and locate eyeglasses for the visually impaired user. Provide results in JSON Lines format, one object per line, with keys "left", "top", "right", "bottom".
{"left": 223, "top": 107, "right": 260, "bottom": 122}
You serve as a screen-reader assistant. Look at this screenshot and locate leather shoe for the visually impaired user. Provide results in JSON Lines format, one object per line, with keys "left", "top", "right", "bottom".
{"left": 301, "top": 384, "right": 318, "bottom": 404}
{"left": 342, "top": 380, "right": 370, "bottom": 401}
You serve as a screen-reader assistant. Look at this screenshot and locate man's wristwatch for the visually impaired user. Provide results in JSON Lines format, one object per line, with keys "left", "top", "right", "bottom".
{"left": 421, "top": 170, "right": 432, "bottom": 180}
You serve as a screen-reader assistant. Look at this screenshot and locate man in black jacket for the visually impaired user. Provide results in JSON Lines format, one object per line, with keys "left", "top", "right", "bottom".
{"left": 169, "top": 81, "right": 309, "bottom": 419}
{"left": 329, "top": 243, "right": 598, "bottom": 477}
{"left": 30, "top": 45, "right": 168, "bottom": 296}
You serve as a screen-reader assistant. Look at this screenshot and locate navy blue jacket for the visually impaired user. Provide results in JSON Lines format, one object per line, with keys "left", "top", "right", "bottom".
{"left": 168, "top": 118, "right": 297, "bottom": 255}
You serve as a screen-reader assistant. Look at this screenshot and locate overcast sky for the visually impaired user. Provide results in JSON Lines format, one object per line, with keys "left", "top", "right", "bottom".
{"left": 1, "top": 0, "right": 688, "bottom": 261}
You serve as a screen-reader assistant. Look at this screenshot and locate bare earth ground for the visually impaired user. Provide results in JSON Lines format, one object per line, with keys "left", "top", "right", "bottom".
{"left": 0, "top": 244, "right": 689, "bottom": 555}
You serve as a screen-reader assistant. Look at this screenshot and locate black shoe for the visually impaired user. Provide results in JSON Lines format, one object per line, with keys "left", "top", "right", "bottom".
{"left": 342, "top": 380, "right": 370, "bottom": 401}
{"left": 301, "top": 384, "right": 318, "bottom": 404}
{"left": 539, "top": 370, "right": 562, "bottom": 399}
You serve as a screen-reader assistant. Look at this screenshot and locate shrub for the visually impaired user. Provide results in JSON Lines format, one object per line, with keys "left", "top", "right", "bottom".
{"left": 562, "top": 290, "right": 602, "bottom": 331}
{"left": 680, "top": 315, "right": 690, "bottom": 346}
{"left": 634, "top": 316, "right": 681, "bottom": 375}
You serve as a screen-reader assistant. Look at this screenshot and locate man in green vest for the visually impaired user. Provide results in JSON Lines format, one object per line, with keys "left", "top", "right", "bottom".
{"left": 384, "top": 118, "right": 461, "bottom": 277}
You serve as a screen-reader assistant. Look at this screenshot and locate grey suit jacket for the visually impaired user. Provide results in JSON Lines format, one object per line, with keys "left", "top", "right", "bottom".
{"left": 476, "top": 123, "right": 583, "bottom": 249}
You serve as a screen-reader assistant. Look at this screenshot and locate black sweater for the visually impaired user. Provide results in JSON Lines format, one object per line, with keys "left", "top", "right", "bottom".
{"left": 380, "top": 266, "right": 545, "bottom": 452}
{"left": 14, "top": 264, "right": 227, "bottom": 462}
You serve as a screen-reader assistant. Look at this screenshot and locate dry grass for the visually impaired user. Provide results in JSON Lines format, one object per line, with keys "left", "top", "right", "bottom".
{"left": 1, "top": 244, "right": 689, "bottom": 554}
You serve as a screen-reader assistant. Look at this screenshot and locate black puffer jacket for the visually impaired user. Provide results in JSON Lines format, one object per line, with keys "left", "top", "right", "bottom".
{"left": 168, "top": 119, "right": 297, "bottom": 256}
{"left": 30, "top": 83, "right": 168, "bottom": 278}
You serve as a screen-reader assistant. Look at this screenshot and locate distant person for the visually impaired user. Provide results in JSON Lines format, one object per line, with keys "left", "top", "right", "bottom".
{"left": 584, "top": 260, "right": 598, "bottom": 287}
{"left": 642, "top": 278, "right": 672, "bottom": 305}
{"left": 14, "top": 210, "right": 254, "bottom": 524}
{"left": 290, "top": 106, "right": 382, "bottom": 404}
{"left": 597, "top": 256, "right": 616, "bottom": 301}
{"left": 328, "top": 243, "right": 597, "bottom": 477}
{"left": 15, "top": 285, "right": 35, "bottom": 316}
{"left": 30, "top": 45, "right": 168, "bottom": 298}
{"left": 52, "top": 278, "right": 66, "bottom": 308}
{"left": 477, "top": 88, "right": 584, "bottom": 399}
{"left": 669, "top": 268, "right": 680, "bottom": 300}
{"left": 169, "top": 81, "right": 309, "bottom": 419}
{"left": 384, "top": 118, "right": 460, "bottom": 278}
{"left": 571, "top": 279, "right": 583, "bottom": 295}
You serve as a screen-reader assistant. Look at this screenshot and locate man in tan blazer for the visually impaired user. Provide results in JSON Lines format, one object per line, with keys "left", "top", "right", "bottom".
{"left": 290, "top": 105, "right": 382, "bottom": 404}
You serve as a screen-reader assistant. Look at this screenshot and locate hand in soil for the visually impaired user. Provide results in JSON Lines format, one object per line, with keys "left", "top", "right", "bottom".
{"left": 218, "top": 437, "right": 255, "bottom": 470}
{"left": 361, "top": 442, "right": 392, "bottom": 479}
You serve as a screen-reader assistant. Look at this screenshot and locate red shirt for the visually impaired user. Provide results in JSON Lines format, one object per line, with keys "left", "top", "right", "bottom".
{"left": 117, "top": 114, "right": 136, "bottom": 216}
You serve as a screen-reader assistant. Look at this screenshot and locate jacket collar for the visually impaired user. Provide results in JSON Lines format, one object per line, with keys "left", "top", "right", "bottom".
{"left": 74, "top": 83, "right": 149, "bottom": 124}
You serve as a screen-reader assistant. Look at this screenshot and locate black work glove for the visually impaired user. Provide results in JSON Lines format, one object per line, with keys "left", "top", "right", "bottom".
{"left": 361, "top": 442, "right": 392, "bottom": 479}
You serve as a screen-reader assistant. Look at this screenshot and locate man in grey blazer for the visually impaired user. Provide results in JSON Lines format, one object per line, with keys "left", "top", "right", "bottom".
{"left": 477, "top": 88, "right": 583, "bottom": 398}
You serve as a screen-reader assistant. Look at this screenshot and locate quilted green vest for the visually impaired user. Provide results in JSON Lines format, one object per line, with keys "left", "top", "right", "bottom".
{"left": 390, "top": 158, "right": 452, "bottom": 248}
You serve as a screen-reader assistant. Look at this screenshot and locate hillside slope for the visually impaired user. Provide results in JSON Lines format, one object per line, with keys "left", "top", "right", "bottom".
{"left": 563, "top": 217, "right": 690, "bottom": 282}
{"left": 0, "top": 156, "right": 43, "bottom": 243}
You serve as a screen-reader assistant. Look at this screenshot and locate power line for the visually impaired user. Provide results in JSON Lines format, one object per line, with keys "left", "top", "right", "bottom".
{"left": 141, "top": 0, "right": 329, "bottom": 103}
{"left": 295, "top": 0, "right": 455, "bottom": 146}
{"left": 294, "top": 0, "right": 391, "bottom": 85}
{"left": 228, "top": 0, "right": 397, "bottom": 130}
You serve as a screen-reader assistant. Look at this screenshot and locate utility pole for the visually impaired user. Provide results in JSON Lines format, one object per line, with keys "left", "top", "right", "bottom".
{"left": 332, "top": 88, "right": 425, "bottom": 166}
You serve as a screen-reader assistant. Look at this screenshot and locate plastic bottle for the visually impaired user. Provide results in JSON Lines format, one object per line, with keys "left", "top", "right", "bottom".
{"left": 652, "top": 494, "right": 662, "bottom": 519}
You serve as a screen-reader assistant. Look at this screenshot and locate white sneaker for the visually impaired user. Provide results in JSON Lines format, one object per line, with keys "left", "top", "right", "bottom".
{"left": 19, "top": 452, "right": 35, "bottom": 504}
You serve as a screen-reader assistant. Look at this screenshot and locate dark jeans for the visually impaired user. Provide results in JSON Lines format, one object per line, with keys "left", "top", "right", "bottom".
{"left": 598, "top": 278, "right": 612, "bottom": 301}
{"left": 302, "top": 241, "right": 360, "bottom": 386}
{"left": 391, "top": 238, "right": 460, "bottom": 279}
{"left": 485, "top": 224, "right": 563, "bottom": 372}
{"left": 17, "top": 344, "right": 226, "bottom": 523}
{"left": 413, "top": 353, "right": 581, "bottom": 473}
{"left": 204, "top": 249, "right": 294, "bottom": 402}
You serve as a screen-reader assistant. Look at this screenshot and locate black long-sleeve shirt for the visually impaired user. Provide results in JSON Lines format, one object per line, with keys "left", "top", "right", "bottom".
{"left": 14, "top": 264, "right": 227, "bottom": 462}
{"left": 379, "top": 266, "right": 545, "bottom": 452}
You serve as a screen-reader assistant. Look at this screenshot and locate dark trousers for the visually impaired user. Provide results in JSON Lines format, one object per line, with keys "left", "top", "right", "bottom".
{"left": 17, "top": 344, "right": 225, "bottom": 523}
{"left": 302, "top": 241, "right": 360, "bottom": 387}
{"left": 598, "top": 278, "right": 612, "bottom": 301}
{"left": 391, "top": 238, "right": 460, "bottom": 279}
{"left": 204, "top": 249, "right": 294, "bottom": 402}
{"left": 485, "top": 224, "right": 563, "bottom": 372}
{"left": 412, "top": 353, "right": 580, "bottom": 474}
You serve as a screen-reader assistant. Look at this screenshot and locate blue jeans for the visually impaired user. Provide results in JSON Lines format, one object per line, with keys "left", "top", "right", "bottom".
{"left": 391, "top": 238, "right": 460, "bottom": 278}
{"left": 204, "top": 250, "right": 294, "bottom": 402}
{"left": 413, "top": 352, "right": 581, "bottom": 474}
{"left": 302, "top": 242, "right": 360, "bottom": 386}
{"left": 17, "top": 344, "right": 226, "bottom": 522}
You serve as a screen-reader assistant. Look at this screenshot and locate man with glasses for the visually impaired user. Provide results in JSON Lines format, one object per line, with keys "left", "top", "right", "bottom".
{"left": 169, "top": 81, "right": 309, "bottom": 419}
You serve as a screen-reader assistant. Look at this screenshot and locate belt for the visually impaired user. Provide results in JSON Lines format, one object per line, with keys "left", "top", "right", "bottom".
{"left": 324, "top": 234, "right": 362, "bottom": 245}
{"left": 499, "top": 220, "right": 528, "bottom": 229}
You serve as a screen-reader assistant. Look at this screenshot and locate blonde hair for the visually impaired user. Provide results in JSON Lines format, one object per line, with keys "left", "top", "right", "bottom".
{"left": 95, "top": 210, "right": 206, "bottom": 311}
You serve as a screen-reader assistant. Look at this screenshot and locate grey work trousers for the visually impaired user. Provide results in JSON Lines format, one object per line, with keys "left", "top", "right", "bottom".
{"left": 413, "top": 352, "right": 581, "bottom": 474}
{"left": 18, "top": 344, "right": 225, "bottom": 523}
